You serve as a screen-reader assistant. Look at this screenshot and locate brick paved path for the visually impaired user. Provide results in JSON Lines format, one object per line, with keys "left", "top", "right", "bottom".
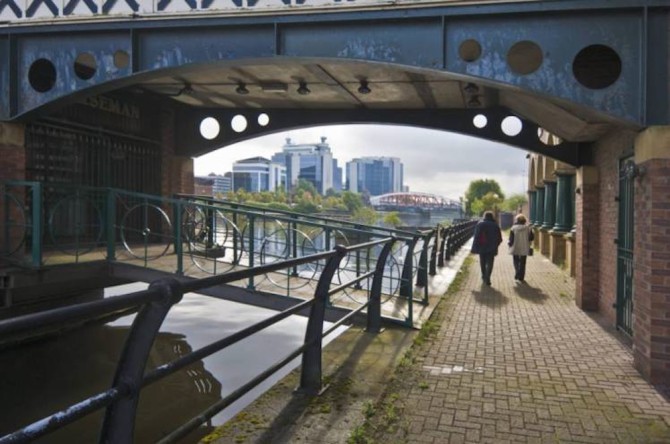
{"left": 392, "top": 253, "right": 670, "bottom": 443}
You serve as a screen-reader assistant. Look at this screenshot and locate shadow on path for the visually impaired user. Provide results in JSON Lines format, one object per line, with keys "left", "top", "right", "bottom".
{"left": 513, "top": 282, "right": 549, "bottom": 303}
{"left": 471, "top": 284, "right": 507, "bottom": 308}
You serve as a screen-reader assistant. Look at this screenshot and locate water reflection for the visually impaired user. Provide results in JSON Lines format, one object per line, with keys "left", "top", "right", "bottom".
{"left": 0, "top": 325, "right": 221, "bottom": 443}
{"left": 0, "top": 282, "right": 347, "bottom": 443}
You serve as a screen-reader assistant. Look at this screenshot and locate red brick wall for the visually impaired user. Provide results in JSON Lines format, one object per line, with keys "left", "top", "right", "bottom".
{"left": 634, "top": 158, "right": 670, "bottom": 384}
{"left": 0, "top": 123, "right": 25, "bottom": 182}
{"left": 160, "top": 109, "right": 194, "bottom": 197}
{"left": 586, "top": 132, "right": 636, "bottom": 323}
{"left": 0, "top": 123, "right": 26, "bottom": 259}
{"left": 575, "top": 179, "right": 600, "bottom": 311}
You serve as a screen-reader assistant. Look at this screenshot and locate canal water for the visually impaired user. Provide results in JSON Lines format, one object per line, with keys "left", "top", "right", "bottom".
{"left": 0, "top": 283, "right": 347, "bottom": 443}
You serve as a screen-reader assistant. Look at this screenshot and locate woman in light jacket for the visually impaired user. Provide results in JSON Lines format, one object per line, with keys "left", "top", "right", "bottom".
{"left": 508, "top": 214, "right": 534, "bottom": 282}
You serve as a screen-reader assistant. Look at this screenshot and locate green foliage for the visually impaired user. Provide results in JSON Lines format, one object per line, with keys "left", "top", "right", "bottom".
{"left": 342, "top": 191, "right": 364, "bottom": 213}
{"left": 502, "top": 193, "right": 527, "bottom": 213}
{"left": 470, "top": 191, "right": 505, "bottom": 216}
{"left": 294, "top": 179, "right": 319, "bottom": 197}
{"left": 352, "top": 207, "right": 378, "bottom": 225}
{"left": 464, "top": 179, "right": 505, "bottom": 215}
{"left": 293, "top": 200, "right": 320, "bottom": 214}
{"left": 382, "top": 211, "right": 403, "bottom": 227}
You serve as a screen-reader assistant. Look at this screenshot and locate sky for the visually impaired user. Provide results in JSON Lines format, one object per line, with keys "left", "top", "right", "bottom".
{"left": 193, "top": 124, "right": 529, "bottom": 202}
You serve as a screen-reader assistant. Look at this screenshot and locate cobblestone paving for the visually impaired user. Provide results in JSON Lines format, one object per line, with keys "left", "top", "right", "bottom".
{"left": 393, "top": 254, "right": 670, "bottom": 443}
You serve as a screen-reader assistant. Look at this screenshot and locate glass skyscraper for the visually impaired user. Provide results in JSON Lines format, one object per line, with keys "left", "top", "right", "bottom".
{"left": 346, "top": 157, "right": 404, "bottom": 196}
{"left": 271, "top": 137, "right": 334, "bottom": 194}
{"left": 232, "top": 157, "right": 286, "bottom": 192}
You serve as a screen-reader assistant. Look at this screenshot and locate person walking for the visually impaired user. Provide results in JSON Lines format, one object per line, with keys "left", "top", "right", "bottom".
{"left": 508, "top": 213, "right": 534, "bottom": 282}
{"left": 471, "top": 211, "right": 502, "bottom": 286}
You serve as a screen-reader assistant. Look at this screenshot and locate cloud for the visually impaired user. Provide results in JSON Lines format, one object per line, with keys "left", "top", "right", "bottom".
{"left": 194, "top": 124, "right": 529, "bottom": 200}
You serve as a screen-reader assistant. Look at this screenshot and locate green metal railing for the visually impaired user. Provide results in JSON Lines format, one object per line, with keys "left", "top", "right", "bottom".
{"left": 2, "top": 182, "right": 471, "bottom": 326}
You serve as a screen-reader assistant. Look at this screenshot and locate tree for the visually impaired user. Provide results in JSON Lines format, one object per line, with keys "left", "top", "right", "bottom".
{"left": 471, "top": 191, "right": 504, "bottom": 216}
{"left": 341, "top": 191, "right": 364, "bottom": 213}
{"left": 502, "top": 193, "right": 527, "bottom": 213}
{"left": 352, "top": 207, "right": 378, "bottom": 225}
{"left": 464, "top": 179, "right": 505, "bottom": 215}
{"left": 382, "top": 211, "right": 403, "bottom": 228}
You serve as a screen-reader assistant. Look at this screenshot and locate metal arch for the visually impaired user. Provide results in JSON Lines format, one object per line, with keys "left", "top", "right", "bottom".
{"left": 176, "top": 107, "right": 591, "bottom": 166}
{"left": 370, "top": 192, "right": 460, "bottom": 209}
{"left": 0, "top": 1, "right": 665, "bottom": 125}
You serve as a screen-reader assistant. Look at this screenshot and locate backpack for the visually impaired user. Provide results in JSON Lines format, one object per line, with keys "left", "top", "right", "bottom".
{"left": 478, "top": 230, "right": 488, "bottom": 246}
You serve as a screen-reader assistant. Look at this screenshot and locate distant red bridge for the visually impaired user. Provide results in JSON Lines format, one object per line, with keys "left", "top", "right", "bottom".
{"left": 370, "top": 192, "right": 461, "bottom": 211}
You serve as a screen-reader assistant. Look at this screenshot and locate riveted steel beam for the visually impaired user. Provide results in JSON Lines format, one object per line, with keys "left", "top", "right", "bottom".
{"left": 175, "top": 107, "right": 591, "bottom": 166}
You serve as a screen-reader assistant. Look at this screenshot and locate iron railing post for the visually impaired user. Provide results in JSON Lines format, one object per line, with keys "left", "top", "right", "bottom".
{"left": 291, "top": 217, "right": 298, "bottom": 277}
{"left": 299, "top": 245, "right": 347, "bottom": 395}
{"left": 232, "top": 206, "right": 239, "bottom": 264}
{"left": 247, "top": 215, "right": 255, "bottom": 290}
{"left": 400, "top": 237, "right": 418, "bottom": 299}
{"left": 100, "top": 278, "right": 183, "bottom": 443}
{"left": 173, "top": 202, "right": 183, "bottom": 275}
{"left": 438, "top": 226, "right": 448, "bottom": 267}
{"left": 106, "top": 188, "right": 116, "bottom": 261}
{"left": 367, "top": 238, "right": 396, "bottom": 333}
{"left": 429, "top": 227, "right": 439, "bottom": 276}
{"left": 416, "top": 232, "right": 431, "bottom": 287}
{"left": 31, "top": 182, "right": 42, "bottom": 268}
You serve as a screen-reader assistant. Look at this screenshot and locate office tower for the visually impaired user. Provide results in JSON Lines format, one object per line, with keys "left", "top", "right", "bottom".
{"left": 346, "top": 157, "right": 404, "bottom": 196}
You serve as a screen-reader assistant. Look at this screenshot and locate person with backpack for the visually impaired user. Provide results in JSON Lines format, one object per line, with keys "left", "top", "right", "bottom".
{"left": 471, "top": 211, "right": 503, "bottom": 286}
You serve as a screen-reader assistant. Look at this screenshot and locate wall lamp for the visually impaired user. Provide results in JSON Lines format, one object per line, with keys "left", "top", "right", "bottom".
{"left": 358, "top": 80, "right": 371, "bottom": 94}
{"left": 621, "top": 159, "right": 645, "bottom": 180}
{"left": 235, "top": 82, "right": 249, "bottom": 95}
{"left": 297, "top": 82, "right": 311, "bottom": 95}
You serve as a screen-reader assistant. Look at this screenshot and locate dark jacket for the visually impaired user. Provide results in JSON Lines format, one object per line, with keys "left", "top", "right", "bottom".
{"left": 471, "top": 218, "right": 503, "bottom": 255}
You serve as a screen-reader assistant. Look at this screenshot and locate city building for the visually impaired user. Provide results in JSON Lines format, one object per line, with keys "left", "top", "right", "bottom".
{"left": 194, "top": 173, "right": 232, "bottom": 196}
{"left": 271, "top": 137, "right": 334, "bottom": 194}
{"left": 232, "top": 157, "right": 286, "bottom": 193}
{"left": 346, "top": 157, "right": 404, "bottom": 196}
{"left": 332, "top": 159, "right": 343, "bottom": 192}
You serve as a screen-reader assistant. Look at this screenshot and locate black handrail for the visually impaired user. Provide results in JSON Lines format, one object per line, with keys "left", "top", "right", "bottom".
{"left": 0, "top": 236, "right": 397, "bottom": 444}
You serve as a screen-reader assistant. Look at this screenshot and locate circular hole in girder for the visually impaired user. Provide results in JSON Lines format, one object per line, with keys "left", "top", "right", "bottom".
{"left": 74, "top": 52, "right": 97, "bottom": 80}
{"left": 537, "top": 128, "right": 563, "bottom": 146}
{"left": 200, "top": 117, "right": 220, "bottom": 140}
{"left": 572, "top": 44, "right": 622, "bottom": 89}
{"left": 258, "top": 113, "right": 270, "bottom": 127}
{"left": 473, "top": 114, "right": 488, "bottom": 129}
{"left": 28, "top": 58, "right": 57, "bottom": 93}
{"left": 507, "top": 40, "right": 543, "bottom": 75}
{"left": 114, "top": 50, "right": 130, "bottom": 69}
{"left": 501, "top": 116, "right": 523, "bottom": 137}
{"left": 459, "top": 39, "right": 482, "bottom": 63}
{"left": 231, "top": 115, "right": 248, "bottom": 133}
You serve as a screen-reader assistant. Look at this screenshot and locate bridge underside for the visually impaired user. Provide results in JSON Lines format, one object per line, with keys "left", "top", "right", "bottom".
{"left": 1, "top": 1, "right": 667, "bottom": 164}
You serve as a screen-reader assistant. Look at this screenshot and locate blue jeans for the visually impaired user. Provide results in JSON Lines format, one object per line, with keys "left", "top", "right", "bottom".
{"left": 479, "top": 252, "right": 495, "bottom": 284}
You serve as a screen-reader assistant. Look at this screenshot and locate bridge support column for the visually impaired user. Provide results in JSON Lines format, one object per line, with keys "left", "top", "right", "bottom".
{"left": 632, "top": 126, "right": 670, "bottom": 384}
{"left": 160, "top": 109, "right": 194, "bottom": 197}
{"left": 0, "top": 123, "right": 26, "bottom": 266}
{"left": 575, "top": 166, "right": 600, "bottom": 311}
{"left": 0, "top": 123, "right": 25, "bottom": 182}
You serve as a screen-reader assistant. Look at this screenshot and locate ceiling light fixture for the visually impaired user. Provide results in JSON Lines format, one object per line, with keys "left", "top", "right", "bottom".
{"left": 464, "top": 83, "right": 479, "bottom": 94}
{"left": 297, "top": 82, "right": 311, "bottom": 95}
{"left": 165, "top": 83, "right": 194, "bottom": 97}
{"left": 357, "top": 80, "right": 371, "bottom": 94}
{"left": 236, "top": 82, "right": 249, "bottom": 95}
